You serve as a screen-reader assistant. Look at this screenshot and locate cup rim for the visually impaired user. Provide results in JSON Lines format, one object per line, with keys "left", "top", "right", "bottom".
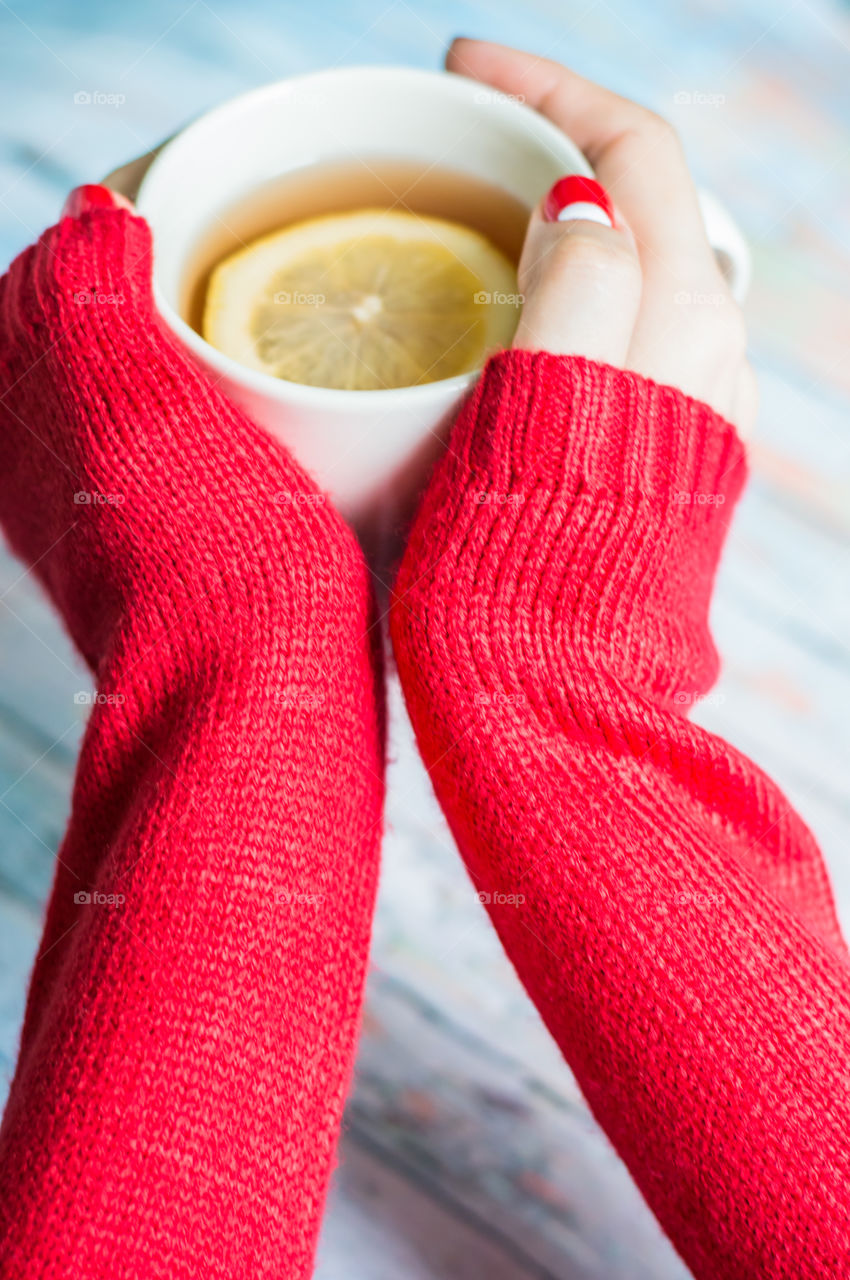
{"left": 136, "top": 64, "right": 589, "bottom": 408}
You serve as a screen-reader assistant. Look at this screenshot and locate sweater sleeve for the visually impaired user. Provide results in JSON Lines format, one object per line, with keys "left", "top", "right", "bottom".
{"left": 0, "top": 209, "right": 384, "bottom": 1280}
{"left": 390, "top": 348, "right": 850, "bottom": 1280}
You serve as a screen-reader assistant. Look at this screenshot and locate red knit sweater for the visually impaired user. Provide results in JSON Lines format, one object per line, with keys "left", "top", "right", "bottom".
{"left": 391, "top": 351, "right": 850, "bottom": 1278}
{"left": 0, "top": 210, "right": 385, "bottom": 1278}
{"left": 0, "top": 207, "right": 848, "bottom": 1279}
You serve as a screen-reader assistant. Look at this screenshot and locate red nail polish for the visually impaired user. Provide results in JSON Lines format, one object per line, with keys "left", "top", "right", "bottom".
{"left": 61, "top": 184, "right": 132, "bottom": 220}
{"left": 542, "top": 175, "right": 616, "bottom": 227}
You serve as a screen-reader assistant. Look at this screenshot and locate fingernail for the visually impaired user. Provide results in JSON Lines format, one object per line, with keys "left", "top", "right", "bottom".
{"left": 61, "top": 184, "right": 133, "bottom": 219}
{"left": 542, "top": 175, "right": 616, "bottom": 228}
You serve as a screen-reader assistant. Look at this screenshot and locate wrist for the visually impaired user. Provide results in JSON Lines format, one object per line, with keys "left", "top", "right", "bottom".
{"left": 394, "top": 350, "right": 748, "bottom": 710}
{"left": 450, "top": 349, "right": 747, "bottom": 507}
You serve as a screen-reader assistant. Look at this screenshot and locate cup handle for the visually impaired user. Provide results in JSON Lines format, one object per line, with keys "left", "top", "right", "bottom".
{"left": 697, "top": 188, "right": 751, "bottom": 304}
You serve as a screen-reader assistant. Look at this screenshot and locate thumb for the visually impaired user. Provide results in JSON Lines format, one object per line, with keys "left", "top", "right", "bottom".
{"left": 513, "top": 175, "right": 641, "bottom": 368}
{"left": 0, "top": 183, "right": 156, "bottom": 356}
{"left": 0, "top": 184, "right": 155, "bottom": 443}
{"left": 61, "top": 183, "right": 136, "bottom": 219}
{"left": 53, "top": 184, "right": 153, "bottom": 318}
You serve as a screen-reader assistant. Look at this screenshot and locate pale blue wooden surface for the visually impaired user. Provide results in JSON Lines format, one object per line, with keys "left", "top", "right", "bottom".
{"left": 2, "top": 2, "right": 850, "bottom": 1276}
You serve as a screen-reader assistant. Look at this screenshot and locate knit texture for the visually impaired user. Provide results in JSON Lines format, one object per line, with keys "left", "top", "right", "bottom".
{"left": 391, "top": 349, "right": 850, "bottom": 1279}
{"left": 0, "top": 209, "right": 385, "bottom": 1278}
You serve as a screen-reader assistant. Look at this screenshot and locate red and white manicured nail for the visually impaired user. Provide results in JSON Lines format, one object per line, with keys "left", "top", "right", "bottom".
{"left": 61, "top": 184, "right": 134, "bottom": 219}
{"left": 542, "top": 175, "right": 616, "bottom": 229}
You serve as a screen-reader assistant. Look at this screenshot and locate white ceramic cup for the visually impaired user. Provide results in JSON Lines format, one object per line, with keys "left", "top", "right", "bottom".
{"left": 136, "top": 66, "right": 750, "bottom": 561}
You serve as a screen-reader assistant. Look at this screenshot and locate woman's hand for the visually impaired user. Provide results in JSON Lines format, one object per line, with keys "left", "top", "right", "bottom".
{"left": 448, "top": 38, "right": 757, "bottom": 437}
{"left": 389, "top": 56, "right": 850, "bottom": 1280}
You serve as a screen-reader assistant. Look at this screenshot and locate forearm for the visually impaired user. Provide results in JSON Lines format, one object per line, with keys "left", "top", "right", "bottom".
{"left": 0, "top": 208, "right": 385, "bottom": 1278}
{"left": 392, "top": 349, "right": 850, "bottom": 1278}
{"left": 1, "top": 608, "right": 382, "bottom": 1275}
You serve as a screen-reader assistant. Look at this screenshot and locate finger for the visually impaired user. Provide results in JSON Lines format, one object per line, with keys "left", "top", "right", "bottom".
{"left": 513, "top": 176, "right": 641, "bottom": 366}
{"left": 448, "top": 38, "right": 744, "bottom": 417}
{"left": 45, "top": 186, "right": 156, "bottom": 325}
{"left": 101, "top": 139, "right": 171, "bottom": 203}
{"left": 61, "top": 184, "right": 134, "bottom": 218}
{"left": 447, "top": 38, "right": 716, "bottom": 278}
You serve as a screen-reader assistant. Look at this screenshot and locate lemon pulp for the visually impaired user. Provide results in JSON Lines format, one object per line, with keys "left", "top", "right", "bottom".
{"left": 202, "top": 208, "right": 520, "bottom": 390}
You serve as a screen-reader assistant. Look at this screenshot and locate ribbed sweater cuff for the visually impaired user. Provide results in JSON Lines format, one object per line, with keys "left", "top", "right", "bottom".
{"left": 455, "top": 349, "right": 748, "bottom": 506}
{"left": 397, "top": 350, "right": 750, "bottom": 706}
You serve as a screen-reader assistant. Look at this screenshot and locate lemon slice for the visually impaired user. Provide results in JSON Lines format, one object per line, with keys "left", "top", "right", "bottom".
{"left": 202, "top": 208, "right": 520, "bottom": 390}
